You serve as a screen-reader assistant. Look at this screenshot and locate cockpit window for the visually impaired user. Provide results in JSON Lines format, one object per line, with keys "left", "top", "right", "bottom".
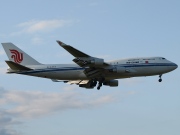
{"left": 162, "top": 58, "right": 165, "bottom": 59}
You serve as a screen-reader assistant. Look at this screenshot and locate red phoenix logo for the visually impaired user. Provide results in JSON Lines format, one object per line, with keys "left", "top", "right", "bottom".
{"left": 10, "top": 49, "right": 23, "bottom": 64}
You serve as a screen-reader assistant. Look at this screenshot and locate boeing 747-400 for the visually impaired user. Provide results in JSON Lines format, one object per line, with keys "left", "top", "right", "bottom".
{"left": 1, "top": 41, "right": 178, "bottom": 90}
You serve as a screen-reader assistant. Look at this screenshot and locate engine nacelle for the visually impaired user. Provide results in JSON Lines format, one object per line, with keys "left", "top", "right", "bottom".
{"left": 103, "top": 80, "right": 118, "bottom": 87}
{"left": 90, "top": 58, "right": 104, "bottom": 66}
{"left": 74, "top": 57, "right": 104, "bottom": 67}
{"left": 110, "top": 66, "right": 125, "bottom": 73}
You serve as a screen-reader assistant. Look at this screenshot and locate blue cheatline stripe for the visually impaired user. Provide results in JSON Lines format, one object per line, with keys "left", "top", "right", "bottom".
{"left": 124, "top": 63, "right": 176, "bottom": 68}
{"left": 19, "top": 67, "right": 85, "bottom": 74}
{"left": 18, "top": 63, "right": 176, "bottom": 74}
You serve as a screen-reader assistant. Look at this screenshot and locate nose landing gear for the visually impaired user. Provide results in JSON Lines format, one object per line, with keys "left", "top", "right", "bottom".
{"left": 159, "top": 75, "right": 162, "bottom": 82}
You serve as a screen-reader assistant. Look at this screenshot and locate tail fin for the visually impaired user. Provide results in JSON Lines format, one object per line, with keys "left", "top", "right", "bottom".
{"left": 1, "top": 43, "right": 41, "bottom": 65}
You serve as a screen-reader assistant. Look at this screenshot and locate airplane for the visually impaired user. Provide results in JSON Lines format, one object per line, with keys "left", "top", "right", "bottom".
{"left": 1, "top": 41, "right": 178, "bottom": 90}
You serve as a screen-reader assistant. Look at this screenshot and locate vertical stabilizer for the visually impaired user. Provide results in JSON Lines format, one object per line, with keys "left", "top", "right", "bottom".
{"left": 1, "top": 43, "right": 41, "bottom": 65}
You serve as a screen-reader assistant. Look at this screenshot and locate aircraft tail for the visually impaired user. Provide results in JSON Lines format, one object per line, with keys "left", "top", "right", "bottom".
{"left": 1, "top": 43, "right": 41, "bottom": 65}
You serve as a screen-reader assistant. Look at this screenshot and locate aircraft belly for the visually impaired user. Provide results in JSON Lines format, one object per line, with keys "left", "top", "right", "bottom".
{"left": 104, "top": 65, "right": 173, "bottom": 79}
{"left": 128, "top": 66, "right": 171, "bottom": 76}
{"left": 150, "top": 66, "right": 170, "bottom": 74}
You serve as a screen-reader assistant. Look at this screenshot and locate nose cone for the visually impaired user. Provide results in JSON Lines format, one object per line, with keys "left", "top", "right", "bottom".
{"left": 171, "top": 63, "right": 178, "bottom": 71}
{"left": 166, "top": 60, "right": 178, "bottom": 72}
{"left": 175, "top": 63, "right": 178, "bottom": 69}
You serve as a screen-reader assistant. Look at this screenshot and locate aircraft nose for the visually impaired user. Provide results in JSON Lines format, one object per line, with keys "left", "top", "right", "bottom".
{"left": 172, "top": 63, "right": 178, "bottom": 70}
{"left": 168, "top": 62, "right": 178, "bottom": 71}
{"left": 175, "top": 63, "right": 178, "bottom": 69}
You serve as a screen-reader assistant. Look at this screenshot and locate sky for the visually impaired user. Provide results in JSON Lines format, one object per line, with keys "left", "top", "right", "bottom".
{"left": 0, "top": 0, "right": 180, "bottom": 135}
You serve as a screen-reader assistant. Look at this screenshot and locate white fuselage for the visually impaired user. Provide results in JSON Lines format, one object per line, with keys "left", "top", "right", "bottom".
{"left": 17, "top": 57, "right": 177, "bottom": 81}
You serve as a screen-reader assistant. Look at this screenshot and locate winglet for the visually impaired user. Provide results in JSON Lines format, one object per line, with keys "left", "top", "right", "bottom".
{"left": 56, "top": 40, "right": 66, "bottom": 46}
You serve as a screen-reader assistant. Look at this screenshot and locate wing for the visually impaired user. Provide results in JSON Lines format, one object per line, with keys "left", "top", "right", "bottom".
{"left": 57, "top": 40, "right": 109, "bottom": 68}
{"left": 57, "top": 40, "right": 111, "bottom": 80}
{"left": 57, "top": 41, "right": 90, "bottom": 58}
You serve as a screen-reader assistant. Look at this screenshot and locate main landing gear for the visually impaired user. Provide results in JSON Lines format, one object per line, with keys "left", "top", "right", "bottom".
{"left": 90, "top": 79, "right": 97, "bottom": 88}
{"left": 95, "top": 77, "right": 105, "bottom": 90}
{"left": 91, "top": 77, "right": 105, "bottom": 90}
{"left": 97, "top": 83, "right": 102, "bottom": 90}
{"left": 158, "top": 75, "right": 162, "bottom": 82}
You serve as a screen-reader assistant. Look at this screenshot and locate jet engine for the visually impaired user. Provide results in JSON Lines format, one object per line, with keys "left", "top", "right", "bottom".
{"left": 73, "top": 57, "right": 104, "bottom": 67}
{"left": 110, "top": 67, "right": 125, "bottom": 73}
{"left": 103, "top": 80, "right": 118, "bottom": 87}
{"left": 90, "top": 58, "right": 104, "bottom": 66}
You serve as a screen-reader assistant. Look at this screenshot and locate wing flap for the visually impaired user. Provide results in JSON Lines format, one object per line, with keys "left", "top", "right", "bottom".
{"left": 51, "top": 79, "right": 89, "bottom": 85}
{"left": 67, "top": 80, "right": 89, "bottom": 85}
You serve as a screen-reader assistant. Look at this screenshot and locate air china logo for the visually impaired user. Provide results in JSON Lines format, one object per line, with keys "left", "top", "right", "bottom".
{"left": 10, "top": 49, "right": 23, "bottom": 64}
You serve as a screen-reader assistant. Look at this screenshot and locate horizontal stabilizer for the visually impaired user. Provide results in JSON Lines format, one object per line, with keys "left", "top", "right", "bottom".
{"left": 5, "top": 61, "right": 32, "bottom": 71}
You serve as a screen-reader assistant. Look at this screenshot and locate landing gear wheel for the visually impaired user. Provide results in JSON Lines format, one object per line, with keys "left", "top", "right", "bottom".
{"left": 96, "top": 77, "right": 105, "bottom": 90}
{"left": 158, "top": 75, "right": 162, "bottom": 82}
{"left": 89, "top": 79, "right": 97, "bottom": 88}
{"left": 97, "top": 82, "right": 102, "bottom": 90}
{"left": 93, "top": 81, "right": 97, "bottom": 87}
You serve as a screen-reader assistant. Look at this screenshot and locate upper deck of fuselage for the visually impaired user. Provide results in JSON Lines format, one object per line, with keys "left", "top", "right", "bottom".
{"left": 107, "top": 57, "right": 172, "bottom": 65}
